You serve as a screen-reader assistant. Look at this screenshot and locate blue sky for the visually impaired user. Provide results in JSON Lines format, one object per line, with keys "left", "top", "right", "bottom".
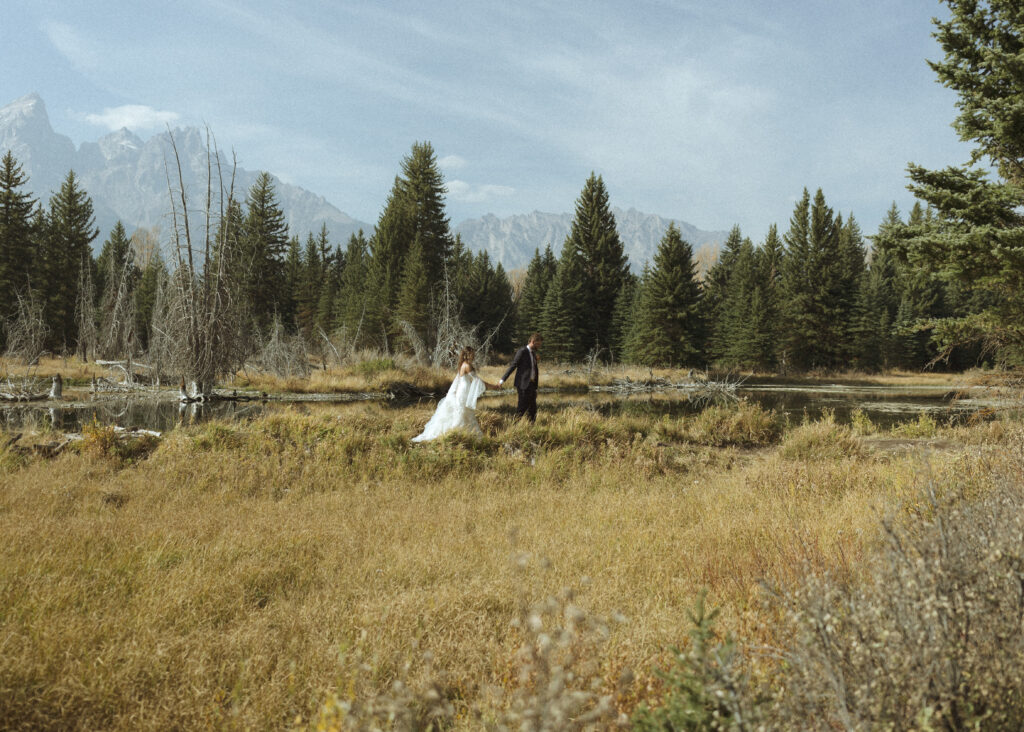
{"left": 3, "top": 0, "right": 971, "bottom": 238}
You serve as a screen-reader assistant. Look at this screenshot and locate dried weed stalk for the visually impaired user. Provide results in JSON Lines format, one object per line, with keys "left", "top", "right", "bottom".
{"left": 766, "top": 455, "right": 1024, "bottom": 729}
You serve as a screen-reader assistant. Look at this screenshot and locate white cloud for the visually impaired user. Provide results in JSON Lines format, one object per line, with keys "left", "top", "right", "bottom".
{"left": 438, "top": 154, "right": 467, "bottom": 170}
{"left": 85, "top": 105, "right": 181, "bottom": 132}
{"left": 446, "top": 180, "right": 515, "bottom": 203}
{"left": 41, "top": 21, "right": 100, "bottom": 72}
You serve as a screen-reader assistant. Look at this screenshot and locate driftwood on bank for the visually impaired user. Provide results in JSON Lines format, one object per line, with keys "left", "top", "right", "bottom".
{"left": 1, "top": 432, "right": 73, "bottom": 458}
{"left": 385, "top": 382, "right": 436, "bottom": 402}
{"left": 1, "top": 425, "right": 162, "bottom": 460}
{"left": 0, "top": 374, "right": 62, "bottom": 402}
{"left": 589, "top": 372, "right": 742, "bottom": 406}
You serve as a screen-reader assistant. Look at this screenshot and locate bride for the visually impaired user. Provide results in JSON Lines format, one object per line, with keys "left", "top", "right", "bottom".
{"left": 412, "top": 346, "right": 499, "bottom": 442}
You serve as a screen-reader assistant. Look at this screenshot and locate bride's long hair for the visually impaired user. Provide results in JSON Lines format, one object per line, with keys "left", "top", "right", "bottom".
{"left": 457, "top": 346, "right": 476, "bottom": 372}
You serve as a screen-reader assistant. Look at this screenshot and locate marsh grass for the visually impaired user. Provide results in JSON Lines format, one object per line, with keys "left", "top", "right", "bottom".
{"left": 1, "top": 403, "right": 1020, "bottom": 730}
{"left": 780, "top": 409, "right": 864, "bottom": 460}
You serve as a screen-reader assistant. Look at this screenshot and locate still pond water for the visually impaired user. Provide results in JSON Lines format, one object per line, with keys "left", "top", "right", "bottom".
{"left": 0, "top": 381, "right": 984, "bottom": 435}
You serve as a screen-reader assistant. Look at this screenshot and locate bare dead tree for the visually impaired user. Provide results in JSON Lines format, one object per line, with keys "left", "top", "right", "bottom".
{"left": 429, "top": 264, "right": 482, "bottom": 369}
{"left": 152, "top": 128, "right": 252, "bottom": 395}
{"left": 254, "top": 316, "right": 310, "bottom": 378}
{"left": 75, "top": 263, "right": 98, "bottom": 362}
{"left": 97, "top": 250, "right": 137, "bottom": 360}
{"left": 4, "top": 287, "right": 50, "bottom": 365}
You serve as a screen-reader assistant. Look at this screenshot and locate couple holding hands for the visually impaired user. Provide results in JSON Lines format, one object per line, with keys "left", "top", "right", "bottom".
{"left": 411, "top": 334, "right": 543, "bottom": 443}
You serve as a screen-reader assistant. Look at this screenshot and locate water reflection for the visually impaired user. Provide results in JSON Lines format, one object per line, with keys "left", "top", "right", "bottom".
{"left": 0, "top": 382, "right": 984, "bottom": 433}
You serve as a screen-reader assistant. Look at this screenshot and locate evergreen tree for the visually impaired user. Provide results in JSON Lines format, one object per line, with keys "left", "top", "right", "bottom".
{"left": 296, "top": 227, "right": 328, "bottom": 339}
{"left": 780, "top": 188, "right": 860, "bottom": 370}
{"left": 559, "top": 173, "right": 629, "bottom": 358}
{"left": 95, "top": 221, "right": 135, "bottom": 306}
{"left": 719, "top": 237, "right": 761, "bottom": 368}
{"left": 702, "top": 225, "right": 744, "bottom": 362}
{"left": 41, "top": 170, "right": 99, "bottom": 351}
{"left": 855, "top": 205, "right": 903, "bottom": 371}
{"left": 134, "top": 250, "right": 165, "bottom": 351}
{"left": 361, "top": 142, "right": 456, "bottom": 355}
{"left": 94, "top": 221, "right": 139, "bottom": 357}
{"left": 241, "top": 172, "right": 289, "bottom": 329}
{"left": 836, "top": 213, "right": 868, "bottom": 363}
{"left": 542, "top": 236, "right": 588, "bottom": 362}
{"left": 456, "top": 250, "right": 515, "bottom": 352}
{"left": 394, "top": 235, "right": 431, "bottom": 352}
{"left": 626, "top": 224, "right": 703, "bottom": 366}
{"left": 334, "top": 232, "right": 368, "bottom": 341}
{"left": 397, "top": 142, "right": 453, "bottom": 287}
{"left": 755, "top": 224, "right": 785, "bottom": 369}
{"left": 514, "top": 245, "right": 557, "bottom": 345}
{"left": 0, "top": 151, "right": 36, "bottom": 334}
{"left": 283, "top": 234, "right": 303, "bottom": 330}
{"left": 609, "top": 270, "right": 638, "bottom": 362}
{"left": 363, "top": 185, "right": 411, "bottom": 350}
{"left": 488, "top": 261, "right": 516, "bottom": 353}
{"left": 896, "top": 0, "right": 1024, "bottom": 362}
{"left": 538, "top": 257, "right": 579, "bottom": 363}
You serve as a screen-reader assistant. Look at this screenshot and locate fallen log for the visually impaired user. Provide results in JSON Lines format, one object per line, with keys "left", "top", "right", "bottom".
{"left": 178, "top": 378, "right": 268, "bottom": 403}
{"left": 0, "top": 374, "right": 62, "bottom": 402}
{"left": 588, "top": 372, "right": 742, "bottom": 406}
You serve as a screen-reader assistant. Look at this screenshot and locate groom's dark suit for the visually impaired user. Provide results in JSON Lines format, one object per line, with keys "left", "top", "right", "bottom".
{"left": 501, "top": 344, "right": 539, "bottom": 422}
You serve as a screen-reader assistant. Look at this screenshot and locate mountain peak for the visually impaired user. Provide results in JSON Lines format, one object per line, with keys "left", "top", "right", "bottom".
{"left": 97, "top": 127, "right": 143, "bottom": 160}
{"left": 2, "top": 93, "right": 368, "bottom": 248}
{"left": 0, "top": 92, "right": 51, "bottom": 129}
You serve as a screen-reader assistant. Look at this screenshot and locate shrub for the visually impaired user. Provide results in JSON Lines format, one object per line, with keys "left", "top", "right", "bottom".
{"left": 768, "top": 472, "right": 1024, "bottom": 729}
{"left": 849, "top": 407, "right": 875, "bottom": 436}
{"left": 313, "top": 568, "right": 625, "bottom": 730}
{"left": 632, "top": 590, "right": 760, "bottom": 730}
{"left": 636, "top": 445, "right": 1024, "bottom": 729}
{"left": 81, "top": 417, "right": 160, "bottom": 465}
{"left": 890, "top": 412, "right": 939, "bottom": 439}
{"left": 354, "top": 357, "right": 397, "bottom": 378}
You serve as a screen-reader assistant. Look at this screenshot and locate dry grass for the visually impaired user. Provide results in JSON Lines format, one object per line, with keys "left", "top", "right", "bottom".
{"left": 1, "top": 402, "right": 1021, "bottom": 729}
{"left": 0, "top": 355, "right": 110, "bottom": 386}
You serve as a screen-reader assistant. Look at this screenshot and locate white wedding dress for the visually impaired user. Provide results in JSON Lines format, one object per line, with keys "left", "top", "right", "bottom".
{"left": 412, "top": 371, "right": 487, "bottom": 442}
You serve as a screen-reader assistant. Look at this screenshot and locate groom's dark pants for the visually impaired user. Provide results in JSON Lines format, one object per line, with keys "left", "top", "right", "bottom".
{"left": 516, "top": 383, "right": 538, "bottom": 422}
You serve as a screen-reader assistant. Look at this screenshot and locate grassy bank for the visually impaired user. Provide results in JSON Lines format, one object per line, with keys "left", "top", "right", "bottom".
{"left": 1, "top": 399, "right": 1021, "bottom": 729}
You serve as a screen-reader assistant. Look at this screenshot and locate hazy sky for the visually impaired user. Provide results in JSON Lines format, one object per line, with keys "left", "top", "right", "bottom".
{"left": 3, "top": 0, "right": 972, "bottom": 238}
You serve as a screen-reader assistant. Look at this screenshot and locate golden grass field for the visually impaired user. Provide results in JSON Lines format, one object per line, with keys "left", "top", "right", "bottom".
{"left": 3, "top": 375, "right": 1021, "bottom": 729}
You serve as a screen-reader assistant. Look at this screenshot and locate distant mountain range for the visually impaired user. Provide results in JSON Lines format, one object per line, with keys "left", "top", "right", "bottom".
{"left": 0, "top": 93, "right": 365, "bottom": 247}
{"left": 1, "top": 93, "right": 726, "bottom": 270}
{"left": 454, "top": 209, "right": 726, "bottom": 273}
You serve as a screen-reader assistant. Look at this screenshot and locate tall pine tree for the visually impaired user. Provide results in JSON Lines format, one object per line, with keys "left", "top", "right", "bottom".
{"left": 241, "top": 172, "right": 290, "bottom": 330}
{"left": 515, "top": 246, "right": 557, "bottom": 345}
{"left": 897, "top": 0, "right": 1024, "bottom": 362}
{"left": 702, "top": 225, "right": 745, "bottom": 363}
{"left": 625, "top": 224, "right": 702, "bottom": 366}
{"left": 555, "top": 173, "right": 629, "bottom": 359}
{"left": 41, "top": 170, "right": 99, "bottom": 351}
{"left": 0, "top": 151, "right": 36, "bottom": 336}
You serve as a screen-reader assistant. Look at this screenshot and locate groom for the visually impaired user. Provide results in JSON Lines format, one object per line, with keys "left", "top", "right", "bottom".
{"left": 499, "top": 333, "right": 542, "bottom": 422}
